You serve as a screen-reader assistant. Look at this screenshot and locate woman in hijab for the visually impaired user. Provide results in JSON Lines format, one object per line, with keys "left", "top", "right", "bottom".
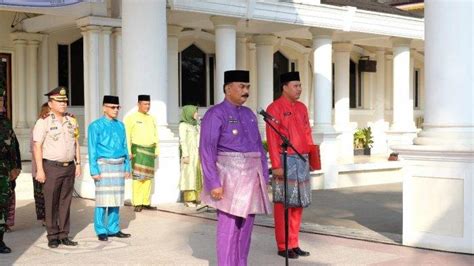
{"left": 179, "top": 105, "right": 202, "bottom": 207}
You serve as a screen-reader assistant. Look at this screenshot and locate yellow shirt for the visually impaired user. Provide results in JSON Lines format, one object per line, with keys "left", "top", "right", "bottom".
{"left": 124, "top": 111, "right": 159, "bottom": 156}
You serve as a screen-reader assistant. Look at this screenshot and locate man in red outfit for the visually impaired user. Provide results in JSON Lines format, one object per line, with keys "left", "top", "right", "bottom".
{"left": 266, "top": 71, "right": 313, "bottom": 259}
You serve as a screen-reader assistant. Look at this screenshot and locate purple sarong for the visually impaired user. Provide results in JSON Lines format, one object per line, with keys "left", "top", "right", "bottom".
{"left": 201, "top": 151, "right": 271, "bottom": 218}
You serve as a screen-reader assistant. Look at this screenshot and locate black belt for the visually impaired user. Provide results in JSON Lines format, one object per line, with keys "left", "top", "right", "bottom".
{"left": 43, "top": 159, "right": 74, "bottom": 167}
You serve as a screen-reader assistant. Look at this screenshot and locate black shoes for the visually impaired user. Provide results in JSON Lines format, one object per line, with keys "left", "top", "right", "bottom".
{"left": 134, "top": 205, "right": 157, "bottom": 212}
{"left": 98, "top": 234, "right": 108, "bottom": 241}
{"left": 48, "top": 239, "right": 60, "bottom": 248}
{"left": 277, "top": 249, "right": 299, "bottom": 259}
{"left": 0, "top": 241, "right": 11, "bottom": 253}
{"left": 108, "top": 231, "right": 131, "bottom": 238}
{"left": 60, "top": 238, "right": 78, "bottom": 246}
{"left": 142, "top": 205, "right": 157, "bottom": 211}
{"left": 292, "top": 247, "right": 310, "bottom": 256}
{"left": 277, "top": 247, "right": 310, "bottom": 259}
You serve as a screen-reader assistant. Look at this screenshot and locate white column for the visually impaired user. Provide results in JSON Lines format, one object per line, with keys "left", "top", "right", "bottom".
{"left": 26, "top": 40, "right": 39, "bottom": 127}
{"left": 310, "top": 29, "right": 339, "bottom": 189}
{"left": 254, "top": 34, "right": 277, "bottom": 120}
{"left": 246, "top": 42, "right": 258, "bottom": 111}
{"left": 333, "top": 43, "right": 353, "bottom": 159}
{"left": 369, "top": 50, "right": 388, "bottom": 154}
{"left": 101, "top": 26, "right": 112, "bottom": 97}
{"left": 113, "top": 28, "right": 122, "bottom": 98}
{"left": 122, "top": 0, "right": 168, "bottom": 126}
{"left": 374, "top": 50, "right": 386, "bottom": 123}
{"left": 409, "top": 50, "right": 415, "bottom": 122}
{"left": 391, "top": 38, "right": 415, "bottom": 131}
{"left": 13, "top": 39, "right": 27, "bottom": 128}
{"left": 85, "top": 26, "right": 101, "bottom": 124}
{"left": 167, "top": 25, "right": 182, "bottom": 126}
{"left": 39, "top": 35, "right": 49, "bottom": 104}
{"left": 236, "top": 34, "right": 248, "bottom": 70}
{"left": 384, "top": 55, "right": 393, "bottom": 112}
{"left": 81, "top": 28, "right": 90, "bottom": 140}
{"left": 211, "top": 16, "right": 239, "bottom": 104}
{"left": 311, "top": 31, "right": 334, "bottom": 133}
{"left": 122, "top": 0, "right": 180, "bottom": 205}
{"left": 333, "top": 43, "right": 352, "bottom": 129}
{"left": 393, "top": 0, "right": 474, "bottom": 254}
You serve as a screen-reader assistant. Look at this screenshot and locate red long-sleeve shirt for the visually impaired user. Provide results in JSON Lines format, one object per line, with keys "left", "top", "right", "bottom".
{"left": 265, "top": 96, "right": 314, "bottom": 170}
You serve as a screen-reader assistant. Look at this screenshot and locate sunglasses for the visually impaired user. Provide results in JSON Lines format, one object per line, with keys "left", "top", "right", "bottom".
{"left": 105, "top": 105, "right": 121, "bottom": 110}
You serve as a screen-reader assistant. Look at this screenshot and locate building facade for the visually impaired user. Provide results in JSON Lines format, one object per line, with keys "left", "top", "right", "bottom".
{"left": 0, "top": 0, "right": 471, "bottom": 254}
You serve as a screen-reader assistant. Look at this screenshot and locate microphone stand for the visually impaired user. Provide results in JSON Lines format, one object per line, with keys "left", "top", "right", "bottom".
{"left": 262, "top": 116, "right": 305, "bottom": 266}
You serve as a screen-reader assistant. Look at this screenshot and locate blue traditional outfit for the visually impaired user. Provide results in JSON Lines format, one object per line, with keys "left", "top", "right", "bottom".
{"left": 200, "top": 70, "right": 271, "bottom": 266}
{"left": 88, "top": 98, "right": 131, "bottom": 238}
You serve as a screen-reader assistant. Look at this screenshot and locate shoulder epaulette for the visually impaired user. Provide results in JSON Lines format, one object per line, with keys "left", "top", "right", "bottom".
{"left": 65, "top": 112, "right": 76, "bottom": 118}
{"left": 41, "top": 113, "right": 51, "bottom": 119}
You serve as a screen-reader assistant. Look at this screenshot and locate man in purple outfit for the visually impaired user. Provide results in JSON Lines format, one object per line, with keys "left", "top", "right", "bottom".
{"left": 200, "top": 70, "right": 271, "bottom": 265}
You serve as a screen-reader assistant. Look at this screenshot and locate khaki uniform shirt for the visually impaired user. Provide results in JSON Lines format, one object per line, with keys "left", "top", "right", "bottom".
{"left": 33, "top": 112, "right": 79, "bottom": 162}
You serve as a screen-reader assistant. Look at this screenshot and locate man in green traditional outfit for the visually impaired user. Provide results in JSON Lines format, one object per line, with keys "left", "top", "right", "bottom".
{"left": 178, "top": 105, "right": 202, "bottom": 207}
{"left": 0, "top": 97, "right": 21, "bottom": 253}
{"left": 124, "top": 95, "right": 159, "bottom": 212}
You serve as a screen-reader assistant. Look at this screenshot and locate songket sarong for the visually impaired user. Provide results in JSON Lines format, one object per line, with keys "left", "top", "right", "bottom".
{"left": 131, "top": 144, "right": 155, "bottom": 180}
{"left": 272, "top": 154, "right": 312, "bottom": 208}
{"left": 201, "top": 152, "right": 271, "bottom": 218}
{"left": 95, "top": 158, "right": 126, "bottom": 207}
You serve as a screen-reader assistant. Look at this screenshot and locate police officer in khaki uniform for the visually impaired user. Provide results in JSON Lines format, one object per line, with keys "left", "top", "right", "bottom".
{"left": 32, "top": 87, "right": 81, "bottom": 248}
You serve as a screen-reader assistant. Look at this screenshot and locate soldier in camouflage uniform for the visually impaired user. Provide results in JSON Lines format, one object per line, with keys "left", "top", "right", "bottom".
{"left": 0, "top": 103, "right": 21, "bottom": 254}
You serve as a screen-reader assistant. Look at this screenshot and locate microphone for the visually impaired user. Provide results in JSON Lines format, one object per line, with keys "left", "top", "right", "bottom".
{"left": 257, "top": 108, "right": 279, "bottom": 124}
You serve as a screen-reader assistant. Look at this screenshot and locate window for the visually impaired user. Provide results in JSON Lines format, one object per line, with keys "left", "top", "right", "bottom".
{"left": 273, "top": 51, "right": 289, "bottom": 100}
{"left": 57, "top": 38, "right": 84, "bottom": 106}
{"left": 179, "top": 44, "right": 214, "bottom": 106}
{"left": 414, "top": 69, "right": 419, "bottom": 108}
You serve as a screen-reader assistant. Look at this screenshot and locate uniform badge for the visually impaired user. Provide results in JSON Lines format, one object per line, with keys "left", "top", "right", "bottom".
{"left": 60, "top": 88, "right": 66, "bottom": 95}
{"left": 232, "top": 129, "right": 238, "bottom": 135}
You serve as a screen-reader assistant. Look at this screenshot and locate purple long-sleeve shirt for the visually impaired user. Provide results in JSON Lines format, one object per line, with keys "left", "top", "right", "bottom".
{"left": 199, "top": 99, "right": 269, "bottom": 192}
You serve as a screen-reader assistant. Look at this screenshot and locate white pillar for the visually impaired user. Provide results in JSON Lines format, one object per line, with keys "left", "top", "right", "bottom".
{"left": 333, "top": 42, "right": 353, "bottom": 159}
{"left": 123, "top": 0, "right": 168, "bottom": 125}
{"left": 101, "top": 26, "right": 112, "bottom": 97}
{"left": 246, "top": 42, "right": 258, "bottom": 111}
{"left": 167, "top": 25, "right": 182, "bottom": 126}
{"left": 113, "top": 28, "right": 122, "bottom": 98}
{"left": 26, "top": 40, "right": 40, "bottom": 127}
{"left": 254, "top": 34, "right": 277, "bottom": 121}
{"left": 333, "top": 43, "right": 352, "bottom": 129}
{"left": 384, "top": 55, "right": 393, "bottom": 112}
{"left": 39, "top": 35, "right": 49, "bottom": 104}
{"left": 122, "top": 0, "right": 180, "bottom": 205}
{"left": 13, "top": 39, "right": 27, "bottom": 128}
{"left": 391, "top": 38, "right": 415, "bottom": 131}
{"left": 369, "top": 50, "right": 388, "bottom": 154}
{"left": 374, "top": 50, "right": 386, "bottom": 123}
{"left": 393, "top": 0, "right": 473, "bottom": 254}
{"left": 311, "top": 31, "right": 334, "bottom": 133}
{"left": 211, "top": 16, "right": 239, "bottom": 104}
{"left": 82, "top": 26, "right": 101, "bottom": 130}
{"left": 236, "top": 34, "right": 248, "bottom": 70}
{"left": 310, "top": 29, "right": 339, "bottom": 189}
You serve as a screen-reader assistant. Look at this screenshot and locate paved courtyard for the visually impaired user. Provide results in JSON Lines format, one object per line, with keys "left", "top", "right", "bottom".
{"left": 1, "top": 165, "right": 471, "bottom": 265}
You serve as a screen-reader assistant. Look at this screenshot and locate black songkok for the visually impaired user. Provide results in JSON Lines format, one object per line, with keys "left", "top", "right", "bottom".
{"left": 224, "top": 70, "right": 249, "bottom": 83}
{"left": 280, "top": 71, "right": 300, "bottom": 84}
{"left": 103, "top": 95, "right": 119, "bottom": 105}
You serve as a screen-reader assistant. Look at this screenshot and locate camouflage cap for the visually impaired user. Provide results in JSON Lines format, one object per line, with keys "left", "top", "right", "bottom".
{"left": 45, "top": 86, "right": 68, "bottom": 102}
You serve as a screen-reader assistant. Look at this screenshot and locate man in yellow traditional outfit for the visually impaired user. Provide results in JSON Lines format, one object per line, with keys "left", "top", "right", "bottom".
{"left": 124, "top": 95, "right": 159, "bottom": 212}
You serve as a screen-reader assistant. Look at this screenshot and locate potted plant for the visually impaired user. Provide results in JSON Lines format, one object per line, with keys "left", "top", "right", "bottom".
{"left": 353, "top": 127, "right": 374, "bottom": 155}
